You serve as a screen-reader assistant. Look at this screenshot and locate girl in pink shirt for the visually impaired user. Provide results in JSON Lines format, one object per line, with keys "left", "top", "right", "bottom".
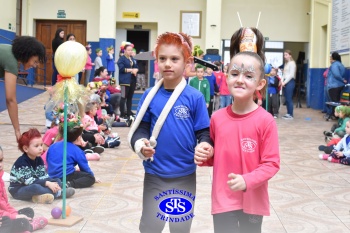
{"left": 195, "top": 28, "right": 280, "bottom": 233}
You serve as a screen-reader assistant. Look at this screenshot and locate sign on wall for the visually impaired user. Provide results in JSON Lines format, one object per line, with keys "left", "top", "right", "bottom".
{"left": 122, "top": 12, "right": 140, "bottom": 18}
{"left": 57, "top": 10, "right": 66, "bottom": 19}
{"left": 331, "top": 0, "right": 350, "bottom": 54}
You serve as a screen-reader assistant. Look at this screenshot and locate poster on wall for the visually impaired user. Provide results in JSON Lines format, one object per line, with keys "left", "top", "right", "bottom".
{"left": 330, "top": 0, "right": 350, "bottom": 54}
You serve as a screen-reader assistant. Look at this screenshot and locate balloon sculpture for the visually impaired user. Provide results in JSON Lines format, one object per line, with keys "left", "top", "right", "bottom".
{"left": 50, "top": 41, "right": 88, "bottom": 218}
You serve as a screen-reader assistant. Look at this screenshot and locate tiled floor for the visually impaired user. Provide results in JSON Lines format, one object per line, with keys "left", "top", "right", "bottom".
{"left": 1, "top": 89, "right": 350, "bottom": 233}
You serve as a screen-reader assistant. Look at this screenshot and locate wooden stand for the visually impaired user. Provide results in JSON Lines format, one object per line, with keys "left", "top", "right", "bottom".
{"left": 48, "top": 215, "right": 83, "bottom": 227}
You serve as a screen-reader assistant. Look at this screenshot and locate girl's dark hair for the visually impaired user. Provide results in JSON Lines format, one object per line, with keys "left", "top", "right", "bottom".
{"left": 18, "top": 128, "right": 41, "bottom": 153}
{"left": 66, "top": 33, "right": 76, "bottom": 41}
{"left": 59, "top": 124, "right": 83, "bottom": 142}
{"left": 94, "top": 66, "right": 106, "bottom": 77}
{"left": 54, "top": 28, "right": 64, "bottom": 39}
{"left": 229, "top": 27, "right": 265, "bottom": 62}
{"left": 12, "top": 36, "right": 46, "bottom": 64}
{"left": 332, "top": 52, "right": 342, "bottom": 63}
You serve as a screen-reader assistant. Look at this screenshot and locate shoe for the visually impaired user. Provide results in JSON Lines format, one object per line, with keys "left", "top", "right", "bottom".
{"left": 107, "top": 138, "right": 121, "bottom": 148}
{"left": 66, "top": 181, "right": 73, "bottom": 188}
{"left": 126, "top": 117, "right": 134, "bottom": 127}
{"left": 31, "top": 217, "right": 48, "bottom": 231}
{"left": 323, "top": 131, "right": 333, "bottom": 137}
{"left": 319, "top": 154, "right": 329, "bottom": 160}
{"left": 273, "top": 115, "right": 278, "bottom": 119}
{"left": 84, "top": 149, "right": 94, "bottom": 154}
{"left": 85, "top": 152, "right": 101, "bottom": 161}
{"left": 282, "top": 114, "right": 294, "bottom": 120}
{"left": 318, "top": 145, "right": 326, "bottom": 151}
{"left": 32, "top": 194, "right": 54, "bottom": 204}
{"left": 328, "top": 156, "right": 340, "bottom": 163}
{"left": 92, "top": 145, "right": 105, "bottom": 154}
{"left": 65, "top": 187, "right": 75, "bottom": 198}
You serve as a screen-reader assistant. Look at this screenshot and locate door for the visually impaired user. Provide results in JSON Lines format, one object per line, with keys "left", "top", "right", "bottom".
{"left": 36, "top": 20, "right": 86, "bottom": 85}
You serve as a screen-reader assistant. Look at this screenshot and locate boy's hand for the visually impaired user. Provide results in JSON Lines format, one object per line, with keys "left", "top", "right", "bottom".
{"left": 141, "top": 139, "right": 155, "bottom": 158}
{"left": 227, "top": 173, "right": 246, "bottom": 191}
{"left": 335, "top": 151, "right": 344, "bottom": 158}
{"left": 194, "top": 142, "right": 213, "bottom": 165}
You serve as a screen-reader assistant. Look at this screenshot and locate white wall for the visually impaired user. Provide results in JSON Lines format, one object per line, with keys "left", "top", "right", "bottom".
{"left": 0, "top": 0, "right": 16, "bottom": 32}
{"left": 221, "top": 0, "right": 311, "bottom": 42}
{"left": 22, "top": 0, "right": 99, "bottom": 41}
{"left": 116, "top": 0, "right": 207, "bottom": 50}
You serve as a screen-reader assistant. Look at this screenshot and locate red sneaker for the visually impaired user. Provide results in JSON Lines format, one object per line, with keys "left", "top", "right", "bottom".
{"left": 328, "top": 156, "right": 340, "bottom": 163}
{"left": 319, "top": 154, "right": 329, "bottom": 160}
{"left": 31, "top": 217, "right": 48, "bottom": 231}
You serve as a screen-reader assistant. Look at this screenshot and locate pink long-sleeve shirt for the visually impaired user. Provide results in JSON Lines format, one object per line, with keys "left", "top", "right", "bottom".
{"left": 202, "top": 106, "right": 280, "bottom": 216}
{"left": 0, "top": 170, "right": 18, "bottom": 219}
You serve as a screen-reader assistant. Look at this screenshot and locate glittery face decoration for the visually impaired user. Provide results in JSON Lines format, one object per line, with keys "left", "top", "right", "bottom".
{"left": 229, "top": 63, "right": 257, "bottom": 82}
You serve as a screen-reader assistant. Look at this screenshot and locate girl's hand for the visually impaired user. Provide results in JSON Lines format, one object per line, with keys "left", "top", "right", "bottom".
{"left": 227, "top": 173, "right": 246, "bottom": 191}
{"left": 46, "top": 181, "right": 61, "bottom": 193}
{"left": 194, "top": 142, "right": 213, "bottom": 165}
{"left": 335, "top": 151, "right": 344, "bottom": 158}
{"left": 95, "top": 178, "right": 102, "bottom": 183}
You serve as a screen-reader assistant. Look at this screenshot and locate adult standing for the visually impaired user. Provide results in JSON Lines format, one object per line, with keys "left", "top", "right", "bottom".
{"left": 282, "top": 50, "right": 296, "bottom": 120}
{"left": 51, "top": 29, "right": 64, "bottom": 86}
{"left": 326, "top": 52, "right": 346, "bottom": 118}
{"left": 0, "top": 36, "right": 46, "bottom": 140}
{"left": 117, "top": 43, "right": 138, "bottom": 119}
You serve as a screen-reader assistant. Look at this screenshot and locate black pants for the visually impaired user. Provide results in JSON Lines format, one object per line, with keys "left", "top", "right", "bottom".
{"left": 65, "top": 171, "right": 95, "bottom": 188}
{"left": 268, "top": 93, "right": 279, "bottom": 116}
{"left": 328, "top": 86, "right": 344, "bottom": 116}
{"left": 213, "top": 210, "right": 263, "bottom": 233}
{"left": 120, "top": 78, "right": 136, "bottom": 117}
{"left": 139, "top": 172, "right": 196, "bottom": 233}
{"left": 208, "top": 95, "right": 214, "bottom": 117}
{"left": 0, "top": 207, "right": 34, "bottom": 233}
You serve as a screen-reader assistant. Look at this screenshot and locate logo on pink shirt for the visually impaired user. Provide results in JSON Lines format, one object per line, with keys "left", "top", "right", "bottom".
{"left": 241, "top": 138, "right": 257, "bottom": 153}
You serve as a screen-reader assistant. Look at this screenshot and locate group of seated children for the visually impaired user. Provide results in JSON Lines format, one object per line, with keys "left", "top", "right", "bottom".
{"left": 318, "top": 105, "right": 350, "bottom": 165}
{"left": 86, "top": 66, "right": 134, "bottom": 126}
{"left": 0, "top": 112, "right": 103, "bottom": 230}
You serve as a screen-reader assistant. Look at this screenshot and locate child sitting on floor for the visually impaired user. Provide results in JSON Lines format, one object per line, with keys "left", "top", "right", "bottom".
{"left": 8, "top": 128, "right": 75, "bottom": 204}
{"left": 319, "top": 120, "right": 350, "bottom": 165}
{"left": 47, "top": 115, "right": 100, "bottom": 188}
{"left": 0, "top": 146, "right": 48, "bottom": 232}
{"left": 323, "top": 106, "right": 349, "bottom": 140}
{"left": 82, "top": 102, "right": 120, "bottom": 148}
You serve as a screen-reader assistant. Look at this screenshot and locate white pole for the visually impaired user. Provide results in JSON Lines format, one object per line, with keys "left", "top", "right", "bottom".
{"left": 256, "top": 12, "right": 261, "bottom": 28}
{"left": 237, "top": 12, "right": 243, "bottom": 27}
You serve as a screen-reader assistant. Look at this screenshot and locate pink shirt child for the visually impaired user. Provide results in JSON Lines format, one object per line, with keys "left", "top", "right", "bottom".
{"left": 214, "top": 71, "right": 230, "bottom": 95}
{"left": 82, "top": 114, "right": 99, "bottom": 131}
{"left": 85, "top": 55, "right": 94, "bottom": 70}
{"left": 0, "top": 170, "right": 18, "bottom": 219}
{"left": 202, "top": 106, "right": 280, "bottom": 216}
{"left": 41, "top": 126, "right": 59, "bottom": 169}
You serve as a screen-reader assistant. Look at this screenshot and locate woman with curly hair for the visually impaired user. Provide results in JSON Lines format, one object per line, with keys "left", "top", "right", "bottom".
{"left": 0, "top": 36, "right": 46, "bottom": 140}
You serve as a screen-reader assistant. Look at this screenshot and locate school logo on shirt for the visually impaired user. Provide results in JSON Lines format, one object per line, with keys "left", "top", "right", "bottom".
{"left": 241, "top": 138, "right": 257, "bottom": 153}
{"left": 174, "top": 105, "right": 190, "bottom": 119}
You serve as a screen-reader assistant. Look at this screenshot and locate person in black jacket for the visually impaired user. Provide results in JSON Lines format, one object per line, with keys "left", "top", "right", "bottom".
{"left": 117, "top": 43, "right": 138, "bottom": 119}
{"left": 51, "top": 28, "right": 64, "bottom": 85}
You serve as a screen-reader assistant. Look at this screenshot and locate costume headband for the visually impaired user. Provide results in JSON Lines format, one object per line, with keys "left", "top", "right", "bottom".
{"left": 239, "top": 27, "right": 257, "bottom": 53}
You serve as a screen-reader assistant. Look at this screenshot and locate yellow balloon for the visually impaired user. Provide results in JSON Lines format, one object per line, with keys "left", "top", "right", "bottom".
{"left": 54, "top": 41, "right": 87, "bottom": 77}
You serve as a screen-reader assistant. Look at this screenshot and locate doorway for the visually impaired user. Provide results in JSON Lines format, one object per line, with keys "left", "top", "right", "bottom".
{"left": 127, "top": 30, "right": 150, "bottom": 88}
{"left": 35, "top": 20, "right": 86, "bottom": 84}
